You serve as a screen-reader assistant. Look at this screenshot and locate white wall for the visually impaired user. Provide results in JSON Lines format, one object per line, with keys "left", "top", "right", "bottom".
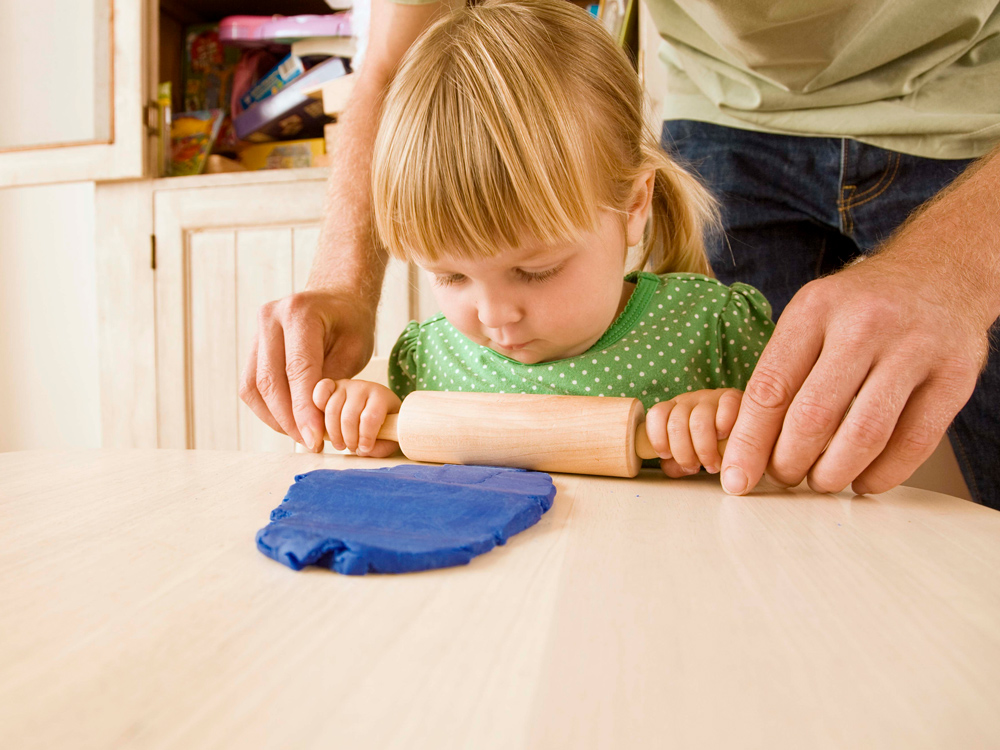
{"left": 0, "top": 183, "right": 101, "bottom": 451}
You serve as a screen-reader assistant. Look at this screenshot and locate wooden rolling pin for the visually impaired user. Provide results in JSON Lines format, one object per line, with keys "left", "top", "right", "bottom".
{"left": 373, "top": 391, "right": 725, "bottom": 478}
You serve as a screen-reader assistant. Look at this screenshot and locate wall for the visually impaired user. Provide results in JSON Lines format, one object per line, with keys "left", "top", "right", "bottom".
{"left": 0, "top": 183, "right": 101, "bottom": 451}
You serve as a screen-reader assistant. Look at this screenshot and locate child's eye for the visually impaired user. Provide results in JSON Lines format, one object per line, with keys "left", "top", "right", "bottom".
{"left": 434, "top": 273, "right": 467, "bottom": 286}
{"left": 516, "top": 264, "right": 563, "bottom": 283}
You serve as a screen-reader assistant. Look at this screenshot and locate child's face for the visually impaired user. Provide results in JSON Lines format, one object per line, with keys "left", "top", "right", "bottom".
{"left": 422, "top": 209, "right": 634, "bottom": 364}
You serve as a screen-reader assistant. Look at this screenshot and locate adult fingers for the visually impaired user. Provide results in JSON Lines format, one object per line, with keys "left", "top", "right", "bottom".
{"left": 805, "top": 362, "right": 919, "bottom": 493}
{"left": 283, "top": 310, "right": 327, "bottom": 453}
{"left": 689, "top": 400, "right": 722, "bottom": 474}
{"left": 767, "top": 346, "right": 873, "bottom": 487}
{"left": 323, "top": 386, "right": 348, "bottom": 452}
{"left": 666, "top": 401, "right": 699, "bottom": 473}
{"left": 722, "top": 301, "right": 825, "bottom": 495}
{"left": 255, "top": 311, "right": 302, "bottom": 444}
{"left": 239, "top": 335, "right": 285, "bottom": 435}
{"left": 852, "top": 367, "right": 977, "bottom": 495}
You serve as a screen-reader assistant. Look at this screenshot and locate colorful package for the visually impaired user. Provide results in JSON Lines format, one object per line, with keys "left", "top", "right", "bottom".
{"left": 170, "top": 110, "right": 225, "bottom": 176}
{"left": 184, "top": 24, "right": 242, "bottom": 153}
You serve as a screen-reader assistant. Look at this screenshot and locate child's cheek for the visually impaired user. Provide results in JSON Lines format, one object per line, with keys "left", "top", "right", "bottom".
{"left": 436, "top": 292, "right": 481, "bottom": 341}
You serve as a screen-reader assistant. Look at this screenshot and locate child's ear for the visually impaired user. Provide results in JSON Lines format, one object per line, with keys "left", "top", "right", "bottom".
{"left": 625, "top": 168, "right": 657, "bottom": 247}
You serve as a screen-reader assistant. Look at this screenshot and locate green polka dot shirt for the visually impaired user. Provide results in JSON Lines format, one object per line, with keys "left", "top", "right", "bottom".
{"left": 388, "top": 272, "right": 774, "bottom": 410}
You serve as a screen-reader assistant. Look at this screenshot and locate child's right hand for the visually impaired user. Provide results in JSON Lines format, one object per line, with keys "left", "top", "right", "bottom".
{"left": 645, "top": 388, "right": 743, "bottom": 478}
{"left": 311, "top": 378, "right": 402, "bottom": 457}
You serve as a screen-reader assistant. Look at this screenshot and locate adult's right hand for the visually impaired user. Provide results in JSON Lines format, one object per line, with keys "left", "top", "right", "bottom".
{"left": 239, "top": 290, "right": 376, "bottom": 453}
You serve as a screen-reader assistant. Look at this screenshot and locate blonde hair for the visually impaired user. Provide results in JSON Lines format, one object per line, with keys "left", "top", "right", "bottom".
{"left": 371, "top": 0, "right": 717, "bottom": 276}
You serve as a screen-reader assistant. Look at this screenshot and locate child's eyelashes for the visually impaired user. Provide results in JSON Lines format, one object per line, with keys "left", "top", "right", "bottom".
{"left": 515, "top": 265, "right": 563, "bottom": 283}
{"left": 432, "top": 264, "right": 564, "bottom": 287}
{"left": 434, "top": 273, "right": 467, "bottom": 287}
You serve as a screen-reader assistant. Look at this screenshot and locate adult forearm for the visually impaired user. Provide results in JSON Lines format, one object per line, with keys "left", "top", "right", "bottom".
{"left": 305, "top": 0, "right": 459, "bottom": 306}
{"left": 877, "top": 146, "right": 1000, "bottom": 333}
{"left": 306, "top": 68, "right": 390, "bottom": 304}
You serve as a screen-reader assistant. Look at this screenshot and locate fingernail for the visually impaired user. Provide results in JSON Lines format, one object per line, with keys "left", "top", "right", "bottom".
{"left": 705, "top": 465, "right": 719, "bottom": 475}
{"left": 301, "top": 426, "right": 319, "bottom": 453}
{"left": 853, "top": 481, "right": 870, "bottom": 495}
{"left": 722, "top": 466, "right": 748, "bottom": 495}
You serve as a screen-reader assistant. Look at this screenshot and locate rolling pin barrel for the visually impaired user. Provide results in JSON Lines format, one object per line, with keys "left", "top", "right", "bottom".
{"left": 379, "top": 391, "right": 649, "bottom": 478}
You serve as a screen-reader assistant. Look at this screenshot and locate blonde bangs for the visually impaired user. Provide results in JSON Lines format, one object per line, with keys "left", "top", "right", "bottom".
{"left": 372, "top": 2, "right": 605, "bottom": 263}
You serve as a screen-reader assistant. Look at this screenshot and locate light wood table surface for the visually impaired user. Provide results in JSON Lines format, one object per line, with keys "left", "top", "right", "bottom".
{"left": 2, "top": 450, "right": 999, "bottom": 749}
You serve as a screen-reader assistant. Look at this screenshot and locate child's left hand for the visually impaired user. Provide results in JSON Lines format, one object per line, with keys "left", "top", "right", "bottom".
{"left": 645, "top": 388, "right": 743, "bottom": 478}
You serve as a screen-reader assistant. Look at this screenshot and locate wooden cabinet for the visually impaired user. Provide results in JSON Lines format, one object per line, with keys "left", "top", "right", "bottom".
{"left": 96, "top": 168, "right": 430, "bottom": 451}
{"left": 0, "top": 0, "right": 146, "bottom": 187}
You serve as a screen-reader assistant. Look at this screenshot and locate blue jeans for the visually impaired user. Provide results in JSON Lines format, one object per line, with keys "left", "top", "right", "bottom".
{"left": 662, "top": 120, "right": 999, "bottom": 507}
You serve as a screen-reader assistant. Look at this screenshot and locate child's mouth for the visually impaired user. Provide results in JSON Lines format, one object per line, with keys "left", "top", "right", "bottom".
{"left": 494, "top": 340, "right": 534, "bottom": 352}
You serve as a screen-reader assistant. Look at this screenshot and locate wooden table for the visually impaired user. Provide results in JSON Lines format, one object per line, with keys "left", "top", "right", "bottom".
{"left": 2, "top": 450, "right": 999, "bottom": 749}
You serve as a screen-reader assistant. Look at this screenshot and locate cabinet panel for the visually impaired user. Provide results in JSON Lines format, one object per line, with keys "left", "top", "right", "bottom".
{"left": 0, "top": 0, "right": 145, "bottom": 187}
{"left": 189, "top": 230, "right": 240, "bottom": 450}
{"left": 292, "top": 226, "right": 319, "bottom": 293}
{"left": 235, "top": 228, "right": 295, "bottom": 453}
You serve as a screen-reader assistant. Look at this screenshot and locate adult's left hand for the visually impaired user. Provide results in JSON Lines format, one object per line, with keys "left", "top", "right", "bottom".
{"left": 722, "top": 146, "right": 1000, "bottom": 496}
{"left": 720, "top": 254, "right": 988, "bottom": 496}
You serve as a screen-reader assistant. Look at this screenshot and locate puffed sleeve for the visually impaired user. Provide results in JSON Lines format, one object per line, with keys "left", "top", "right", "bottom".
{"left": 716, "top": 282, "right": 774, "bottom": 390}
{"left": 388, "top": 321, "right": 421, "bottom": 399}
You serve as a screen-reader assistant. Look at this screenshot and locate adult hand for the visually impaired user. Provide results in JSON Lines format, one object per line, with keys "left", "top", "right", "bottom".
{"left": 720, "top": 253, "right": 989, "bottom": 495}
{"left": 239, "top": 290, "right": 376, "bottom": 452}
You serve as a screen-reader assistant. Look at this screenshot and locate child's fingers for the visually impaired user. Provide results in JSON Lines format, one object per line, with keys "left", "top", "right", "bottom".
{"left": 339, "top": 390, "right": 367, "bottom": 453}
{"left": 323, "top": 386, "right": 348, "bottom": 451}
{"left": 689, "top": 400, "right": 722, "bottom": 474}
{"left": 643, "top": 402, "right": 674, "bottom": 459}
{"left": 312, "top": 378, "right": 337, "bottom": 412}
{"left": 356, "top": 395, "right": 389, "bottom": 456}
{"left": 715, "top": 389, "right": 743, "bottom": 439}
{"left": 666, "top": 401, "right": 699, "bottom": 473}
{"left": 659, "top": 457, "right": 692, "bottom": 479}
{"left": 365, "top": 439, "right": 402, "bottom": 458}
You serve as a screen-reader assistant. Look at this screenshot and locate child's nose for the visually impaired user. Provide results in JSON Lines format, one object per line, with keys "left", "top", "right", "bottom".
{"left": 477, "top": 293, "right": 521, "bottom": 329}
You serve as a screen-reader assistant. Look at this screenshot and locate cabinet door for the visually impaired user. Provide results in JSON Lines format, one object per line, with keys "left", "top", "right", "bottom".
{"left": 154, "top": 176, "right": 416, "bottom": 451}
{"left": 0, "top": 0, "right": 145, "bottom": 187}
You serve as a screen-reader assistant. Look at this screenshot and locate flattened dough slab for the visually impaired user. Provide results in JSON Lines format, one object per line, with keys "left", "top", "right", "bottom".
{"left": 256, "top": 464, "right": 557, "bottom": 575}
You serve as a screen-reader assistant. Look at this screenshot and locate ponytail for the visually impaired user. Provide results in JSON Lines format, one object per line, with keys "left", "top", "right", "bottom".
{"left": 633, "top": 143, "right": 719, "bottom": 277}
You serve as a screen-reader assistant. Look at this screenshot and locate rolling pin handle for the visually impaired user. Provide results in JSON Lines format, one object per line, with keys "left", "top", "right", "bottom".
{"left": 378, "top": 413, "right": 400, "bottom": 443}
{"left": 635, "top": 421, "right": 659, "bottom": 460}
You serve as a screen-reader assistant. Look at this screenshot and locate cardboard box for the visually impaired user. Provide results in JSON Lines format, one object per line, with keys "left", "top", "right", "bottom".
{"left": 237, "top": 138, "right": 326, "bottom": 170}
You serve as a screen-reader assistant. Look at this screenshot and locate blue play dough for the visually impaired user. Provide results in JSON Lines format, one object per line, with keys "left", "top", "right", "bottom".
{"left": 256, "top": 464, "right": 557, "bottom": 575}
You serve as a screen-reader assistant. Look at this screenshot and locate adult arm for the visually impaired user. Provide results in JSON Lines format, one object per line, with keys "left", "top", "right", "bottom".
{"left": 721, "top": 146, "right": 1000, "bottom": 495}
{"left": 239, "top": 0, "right": 458, "bottom": 452}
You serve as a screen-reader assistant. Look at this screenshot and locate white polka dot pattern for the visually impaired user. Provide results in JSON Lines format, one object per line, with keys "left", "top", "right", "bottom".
{"left": 388, "top": 272, "right": 775, "bottom": 410}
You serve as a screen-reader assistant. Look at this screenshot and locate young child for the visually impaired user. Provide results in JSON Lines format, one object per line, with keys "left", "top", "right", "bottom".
{"left": 312, "top": 0, "right": 774, "bottom": 478}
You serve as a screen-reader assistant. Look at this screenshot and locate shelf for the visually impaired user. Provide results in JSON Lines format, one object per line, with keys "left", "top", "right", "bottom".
{"left": 150, "top": 165, "right": 329, "bottom": 191}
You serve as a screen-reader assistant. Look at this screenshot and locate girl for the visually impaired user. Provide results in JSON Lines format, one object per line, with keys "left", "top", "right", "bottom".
{"left": 313, "top": 0, "right": 774, "bottom": 478}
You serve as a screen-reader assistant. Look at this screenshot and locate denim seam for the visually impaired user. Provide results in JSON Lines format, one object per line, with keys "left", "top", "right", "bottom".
{"left": 840, "top": 151, "right": 892, "bottom": 204}
{"left": 837, "top": 139, "right": 851, "bottom": 235}
{"left": 843, "top": 152, "right": 902, "bottom": 209}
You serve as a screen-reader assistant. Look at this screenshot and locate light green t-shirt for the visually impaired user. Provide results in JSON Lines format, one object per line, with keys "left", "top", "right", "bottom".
{"left": 391, "top": 0, "right": 1000, "bottom": 159}
{"left": 388, "top": 272, "right": 774, "bottom": 410}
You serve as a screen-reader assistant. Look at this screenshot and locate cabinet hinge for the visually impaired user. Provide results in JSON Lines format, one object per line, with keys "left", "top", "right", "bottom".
{"left": 151, "top": 235, "right": 157, "bottom": 270}
{"left": 145, "top": 101, "right": 160, "bottom": 135}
